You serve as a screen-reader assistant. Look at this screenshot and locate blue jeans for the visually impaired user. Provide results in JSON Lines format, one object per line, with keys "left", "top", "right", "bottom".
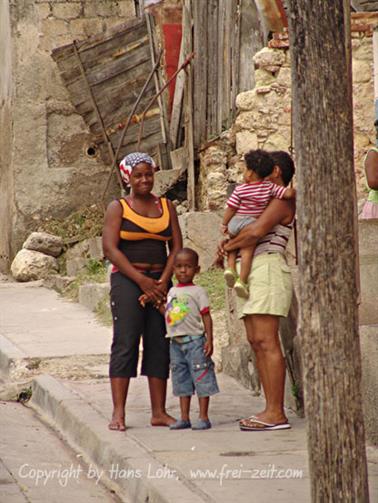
{"left": 170, "top": 336, "right": 219, "bottom": 397}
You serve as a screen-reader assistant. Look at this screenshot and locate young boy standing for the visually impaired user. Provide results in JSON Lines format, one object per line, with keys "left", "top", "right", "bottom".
{"left": 164, "top": 248, "right": 219, "bottom": 430}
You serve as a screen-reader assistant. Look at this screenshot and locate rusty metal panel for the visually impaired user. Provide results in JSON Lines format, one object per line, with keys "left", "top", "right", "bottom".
{"left": 255, "top": 0, "right": 287, "bottom": 32}
{"left": 51, "top": 17, "right": 166, "bottom": 166}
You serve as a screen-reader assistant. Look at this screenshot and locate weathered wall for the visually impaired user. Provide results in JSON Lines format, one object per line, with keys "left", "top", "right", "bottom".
{"left": 199, "top": 31, "right": 375, "bottom": 211}
{"left": 0, "top": 1, "right": 14, "bottom": 273}
{"left": 2, "top": 0, "right": 136, "bottom": 267}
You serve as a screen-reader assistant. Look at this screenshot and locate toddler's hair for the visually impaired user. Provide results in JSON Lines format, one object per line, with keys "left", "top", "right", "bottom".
{"left": 175, "top": 247, "right": 199, "bottom": 266}
{"left": 244, "top": 149, "right": 275, "bottom": 178}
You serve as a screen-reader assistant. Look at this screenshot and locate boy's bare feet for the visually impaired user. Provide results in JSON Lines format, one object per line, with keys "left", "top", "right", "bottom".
{"left": 150, "top": 412, "right": 176, "bottom": 427}
{"left": 108, "top": 414, "right": 126, "bottom": 431}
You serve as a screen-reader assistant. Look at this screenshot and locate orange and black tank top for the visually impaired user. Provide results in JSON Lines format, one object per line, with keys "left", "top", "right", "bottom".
{"left": 118, "top": 197, "right": 172, "bottom": 264}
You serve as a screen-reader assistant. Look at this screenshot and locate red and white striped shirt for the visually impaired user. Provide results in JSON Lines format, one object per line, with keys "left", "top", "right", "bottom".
{"left": 227, "top": 180, "right": 287, "bottom": 216}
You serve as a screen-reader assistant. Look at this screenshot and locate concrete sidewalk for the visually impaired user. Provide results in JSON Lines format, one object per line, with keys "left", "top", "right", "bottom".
{"left": 0, "top": 280, "right": 111, "bottom": 379}
{"left": 1, "top": 279, "right": 377, "bottom": 502}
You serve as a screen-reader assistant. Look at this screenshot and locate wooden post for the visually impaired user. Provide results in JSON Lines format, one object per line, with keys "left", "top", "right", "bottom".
{"left": 287, "top": 1, "right": 370, "bottom": 501}
{"left": 183, "top": 0, "right": 195, "bottom": 210}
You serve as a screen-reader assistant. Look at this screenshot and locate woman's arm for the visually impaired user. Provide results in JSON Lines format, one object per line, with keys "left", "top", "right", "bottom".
{"left": 224, "top": 199, "right": 295, "bottom": 252}
{"left": 158, "top": 200, "right": 183, "bottom": 288}
{"left": 102, "top": 200, "right": 164, "bottom": 301}
{"left": 365, "top": 150, "right": 378, "bottom": 190}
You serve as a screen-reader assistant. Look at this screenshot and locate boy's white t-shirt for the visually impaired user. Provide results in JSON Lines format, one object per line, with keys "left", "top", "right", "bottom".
{"left": 164, "top": 283, "right": 210, "bottom": 338}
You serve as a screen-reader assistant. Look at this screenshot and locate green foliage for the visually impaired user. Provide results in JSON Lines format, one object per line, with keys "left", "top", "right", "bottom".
{"left": 196, "top": 268, "right": 225, "bottom": 312}
{"left": 291, "top": 382, "right": 300, "bottom": 401}
{"left": 62, "top": 260, "right": 108, "bottom": 301}
{"left": 38, "top": 205, "right": 104, "bottom": 242}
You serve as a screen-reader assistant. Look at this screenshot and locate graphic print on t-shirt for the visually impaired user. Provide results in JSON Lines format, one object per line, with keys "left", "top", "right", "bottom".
{"left": 165, "top": 294, "right": 191, "bottom": 327}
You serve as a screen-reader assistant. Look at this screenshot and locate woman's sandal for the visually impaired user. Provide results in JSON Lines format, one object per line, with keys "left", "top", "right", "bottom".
{"left": 108, "top": 419, "right": 126, "bottom": 431}
{"left": 239, "top": 417, "right": 291, "bottom": 431}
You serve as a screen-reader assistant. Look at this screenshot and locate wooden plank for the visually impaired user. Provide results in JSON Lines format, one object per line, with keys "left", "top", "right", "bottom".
{"left": 53, "top": 17, "right": 146, "bottom": 58}
{"left": 58, "top": 37, "right": 150, "bottom": 84}
{"left": 222, "top": 0, "right": 233, "bottom": 129}
{"left": 146, "top": 13, "right": 168, "bottom": 150}
{"left": 169, "top": 30, "right": 186, "bottom": 149}
{"left": 192, "top": 0, "right": 208, "bottom": 151}
{"left": 217, "top": 0, "right": 225, "bottom": 134}
{"left": 184, "top": 0, "right": 195, "bottom": 209}
{"left": 170, "top": 146, "right": 187, "bottom": 171}
{"left": 231, "top": 0, "right": 241, "bottom": 119}
{"left": 51, "top": 15, "right": 167, "bottom": 167}
{"left": 207, "top": 0, "right": 219, "bottom": 139}
{"left": 239, "top": 0, "right": 264, "bottom": 92}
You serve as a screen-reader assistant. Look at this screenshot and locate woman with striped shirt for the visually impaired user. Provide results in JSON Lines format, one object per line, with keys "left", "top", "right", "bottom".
{"left": 220, "top": 151, "right": 296, "bottom": 431}
{"left": 222, "top": 150, "right": 295, "bottom": 299}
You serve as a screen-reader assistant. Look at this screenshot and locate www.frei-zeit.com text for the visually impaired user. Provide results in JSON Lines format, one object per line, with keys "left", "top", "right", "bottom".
{"left": 18, "top": 463, "right": 304, "bottom": 487}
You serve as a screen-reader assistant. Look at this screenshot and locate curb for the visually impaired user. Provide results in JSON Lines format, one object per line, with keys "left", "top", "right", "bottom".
{"left": 30, "top": 374, "right": 207, "bottom": 503}
{"left": 0, "top": 335, "right": 29, "bottom": 378}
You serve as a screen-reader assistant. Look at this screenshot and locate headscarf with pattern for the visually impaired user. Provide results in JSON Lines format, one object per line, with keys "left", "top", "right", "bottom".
{"left": 119, "top": 152, "right": 156, "bottom": 187}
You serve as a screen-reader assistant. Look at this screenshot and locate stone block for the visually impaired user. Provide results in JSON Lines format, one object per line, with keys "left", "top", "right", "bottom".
{"left": 43, "top": 275, "right": 76, "bottom": 292}
{"left": 52, "top": 2, "right": 82, "bottom": 20}
{"left": 11, "top": 249, "right": 58, "bottom": 282}
{"left": 83, "top": 0, "right": 120, "bottom": 17}
{"left": 79, "top": 282, "right": 109, "bottom": 311}
{"left": 253, "top": 47, "right": 285, "bottom": 71}
{"left": 235, "top": 131, "right": 258, "bottom": 155}
{"left": 23, "top": 232, "right": 63, "bottom": 257}
{"left": 36, "top": 3, "right": 51, "bottom": 19}
{"left": 276, "top": 66, "right": 292, "bottom": 87}
{"left": 206, "top": 172, "right": 228, "bottom": 210}
{"left": 254, "top": 68, "right": 276, "bottom": 87}
{"left": 360, "top": 324, "right": 378, "bottom": 445}
{"left": 178, "top": 212, "right": 222, "bottom": 271}
{"left": 352, "top": 59, "right": 373, "bottom": 83}
{"left": 236, "top": 90, "right": 259, "bottom": 112}
{"left": 69, "top": 18, "right": 103, "bottom": 38}
{"left": 263, "top": 131, "right": 291, "bottom": 152}
{"left": 65, "top": 237, "right": 103, "bottom": 276}
{"left": 118, "top": 0, "right": 136, "bottom": 19}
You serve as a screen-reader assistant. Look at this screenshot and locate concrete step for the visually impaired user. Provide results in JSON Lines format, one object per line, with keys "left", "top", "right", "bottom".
{"left": 79, "top": 282, "right": 109, "bottom": 311}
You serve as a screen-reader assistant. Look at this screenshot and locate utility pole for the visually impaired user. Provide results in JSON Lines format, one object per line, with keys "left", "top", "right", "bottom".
{"left": 286, "top": 1, "right": 370, "bottom": 501}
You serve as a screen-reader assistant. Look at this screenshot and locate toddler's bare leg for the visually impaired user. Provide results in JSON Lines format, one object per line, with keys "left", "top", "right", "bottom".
{"left": 239, "top": 247, "right": 254, "bottom": 285}
{"left": 227, "top": 250, "right": 237, "bottom": 271}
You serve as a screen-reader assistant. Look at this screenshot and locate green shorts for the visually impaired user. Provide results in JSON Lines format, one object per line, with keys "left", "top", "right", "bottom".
{"left": 236, "top": 253, "right": 293, "bottom": 318}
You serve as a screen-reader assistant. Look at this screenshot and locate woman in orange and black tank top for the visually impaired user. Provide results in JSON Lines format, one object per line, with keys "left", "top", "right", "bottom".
{"left": 103, "top": 152, "right": 182, "bottom": 431}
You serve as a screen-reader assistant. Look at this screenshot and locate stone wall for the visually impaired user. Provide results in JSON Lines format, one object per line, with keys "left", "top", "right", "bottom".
{"left": 0, "top": 0, "right": 136, "bottom": 271}
{"left": 0, "top": 1, "right": 14, "bottom": 272}
{"left": 198, "top": 32, "right": 375, "bottom": 211}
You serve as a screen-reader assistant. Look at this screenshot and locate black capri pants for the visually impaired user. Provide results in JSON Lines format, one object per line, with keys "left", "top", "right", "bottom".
{"left": 109, "top": 271, "right": 170, "bottom": 379}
